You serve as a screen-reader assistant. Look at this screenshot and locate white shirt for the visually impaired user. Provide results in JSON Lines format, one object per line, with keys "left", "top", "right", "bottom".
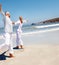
{"left": 15, "top": 20, "right": 27, "bottom": 33}
{"left": 15, "top": 20, "right": 23, "bottom": 33}
{"left": 1, "top": 11, "right": 13, "bottom": 33}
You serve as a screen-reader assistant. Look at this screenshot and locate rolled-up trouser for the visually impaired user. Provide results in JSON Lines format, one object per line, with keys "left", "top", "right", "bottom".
{"left": 16, "top": 31, "right": 23, "bottom": 46}
{"left": 0, "top": 33, "right": 13, "bottom": 54}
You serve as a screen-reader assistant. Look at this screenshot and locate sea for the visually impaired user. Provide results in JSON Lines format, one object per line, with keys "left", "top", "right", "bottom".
{"left": 0, "top": 22, "right": 59, "bottom": 35}
{"left": 0, "top": 22, "right": 59, "bottom": 46}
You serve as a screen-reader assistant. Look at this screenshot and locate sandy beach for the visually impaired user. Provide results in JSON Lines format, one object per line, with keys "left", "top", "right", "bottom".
{"left": 0, "top": 0, "right": 59, "bottom": 65}
{"left": 0, "top": 30, "right": 59, "bottom": 65}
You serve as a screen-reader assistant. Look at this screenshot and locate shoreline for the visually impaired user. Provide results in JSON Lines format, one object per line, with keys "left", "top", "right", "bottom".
{"left": 0, "top": 28, "right": 59, "bottom": 45}
{"left": 0, "top": 27, "right": 59, "bottom": 37}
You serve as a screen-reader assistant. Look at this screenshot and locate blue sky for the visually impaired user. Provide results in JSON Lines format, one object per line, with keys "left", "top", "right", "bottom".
{"left": 0, "top": 0, "right": 59, "bottom": 27}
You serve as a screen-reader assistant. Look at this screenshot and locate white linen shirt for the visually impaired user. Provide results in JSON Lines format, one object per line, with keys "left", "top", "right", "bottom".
{"left": 15, "top": 20, "right": 27, "bottom": 33}
{"left": 15, "top": 20, "right": 23, "bottom": 33}
{"left": 1, "top": 11, "right": 13, "bottom": 33}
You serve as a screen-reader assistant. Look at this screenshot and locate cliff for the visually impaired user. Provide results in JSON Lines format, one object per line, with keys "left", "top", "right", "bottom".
{"left": 31, "top": 17, "right": 59, "bottom": 25}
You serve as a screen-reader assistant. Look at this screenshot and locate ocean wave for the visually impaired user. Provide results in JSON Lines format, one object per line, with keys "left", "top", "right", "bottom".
{"left": 34, "top": 23, "right": 59, "bottom": 28}
{"left": 0, "top": 23, "right": 59, "bottom": 37}
{"left": 22, "top": 27, "right": 59, "bottom": 35}
{"left": 0, "top": 27, "right": 59, "bottom": 39}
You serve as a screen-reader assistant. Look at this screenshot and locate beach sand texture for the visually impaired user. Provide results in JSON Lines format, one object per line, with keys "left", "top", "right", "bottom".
{"left": 0, "top": 30, "right": 59, "bottom": 65}
{"left": 0, "top": 45, "right": 59, "bottom": 65}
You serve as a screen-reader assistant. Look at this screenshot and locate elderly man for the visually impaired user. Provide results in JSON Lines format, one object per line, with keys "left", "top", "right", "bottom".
{"left": 0, "top": 4, "right": 14, "bottom": 58}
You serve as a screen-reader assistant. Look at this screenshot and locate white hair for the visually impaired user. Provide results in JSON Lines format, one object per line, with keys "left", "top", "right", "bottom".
{"left": 5, "top": 11, "right": 10, "bottom": 15}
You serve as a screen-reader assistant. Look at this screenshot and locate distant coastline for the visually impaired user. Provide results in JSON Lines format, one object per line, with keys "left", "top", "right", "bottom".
{"left": 31, "top": 17, "right": 59, "bottom": 25}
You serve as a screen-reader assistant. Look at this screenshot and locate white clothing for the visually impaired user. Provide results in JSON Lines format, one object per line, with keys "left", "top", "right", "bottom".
{"left": 16, "top": 31, "right": 23, "bottom": 46}
{"left": 15, "top": 20, "right": 23, "bottom": 33}
{"left": 15, "top": 20, "right": 27, "bottom": 32}
{"left": 0, "top": 33, "right": 13, "bottom": 54}
{"left": 1, "top": 11, "right": 13, "bottom": 33}
{"left": 15, "top": 20, "right": 26, "bottom": 46}
{"left": 0, "top": 11, "right": 13, "bottom": 54}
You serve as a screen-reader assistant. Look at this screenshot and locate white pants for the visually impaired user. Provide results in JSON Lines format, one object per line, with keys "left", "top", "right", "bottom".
{"left": 16, "top": 31, "right": 23, "bottom": 46}
{"left": 0, "top": 33, "right": 13, "bottom": 54}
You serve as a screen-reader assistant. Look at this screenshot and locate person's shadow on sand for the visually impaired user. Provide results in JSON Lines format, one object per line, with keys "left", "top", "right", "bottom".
{"left": 0, "top": 51, "right": 10, "bottom": 60}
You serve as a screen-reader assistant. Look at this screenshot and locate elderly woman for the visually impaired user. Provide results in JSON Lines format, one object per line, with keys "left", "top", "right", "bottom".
{"left": 15, "top": 16, "right": 28, "bottom": 49}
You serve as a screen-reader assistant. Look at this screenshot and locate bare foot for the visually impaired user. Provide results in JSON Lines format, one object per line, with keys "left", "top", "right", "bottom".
{"left": 9, "top": 53, "right": 14, "bottom": 58}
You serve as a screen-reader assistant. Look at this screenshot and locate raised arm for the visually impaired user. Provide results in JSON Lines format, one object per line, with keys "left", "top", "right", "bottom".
{"left": 15, "top": 20, "right": 20, "bottom": 25}
{"left": 0, "top": 4, "right": 5, "bottom": 16}
{"left": 0, "top": 4, "right": 2, "bottom": 12}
